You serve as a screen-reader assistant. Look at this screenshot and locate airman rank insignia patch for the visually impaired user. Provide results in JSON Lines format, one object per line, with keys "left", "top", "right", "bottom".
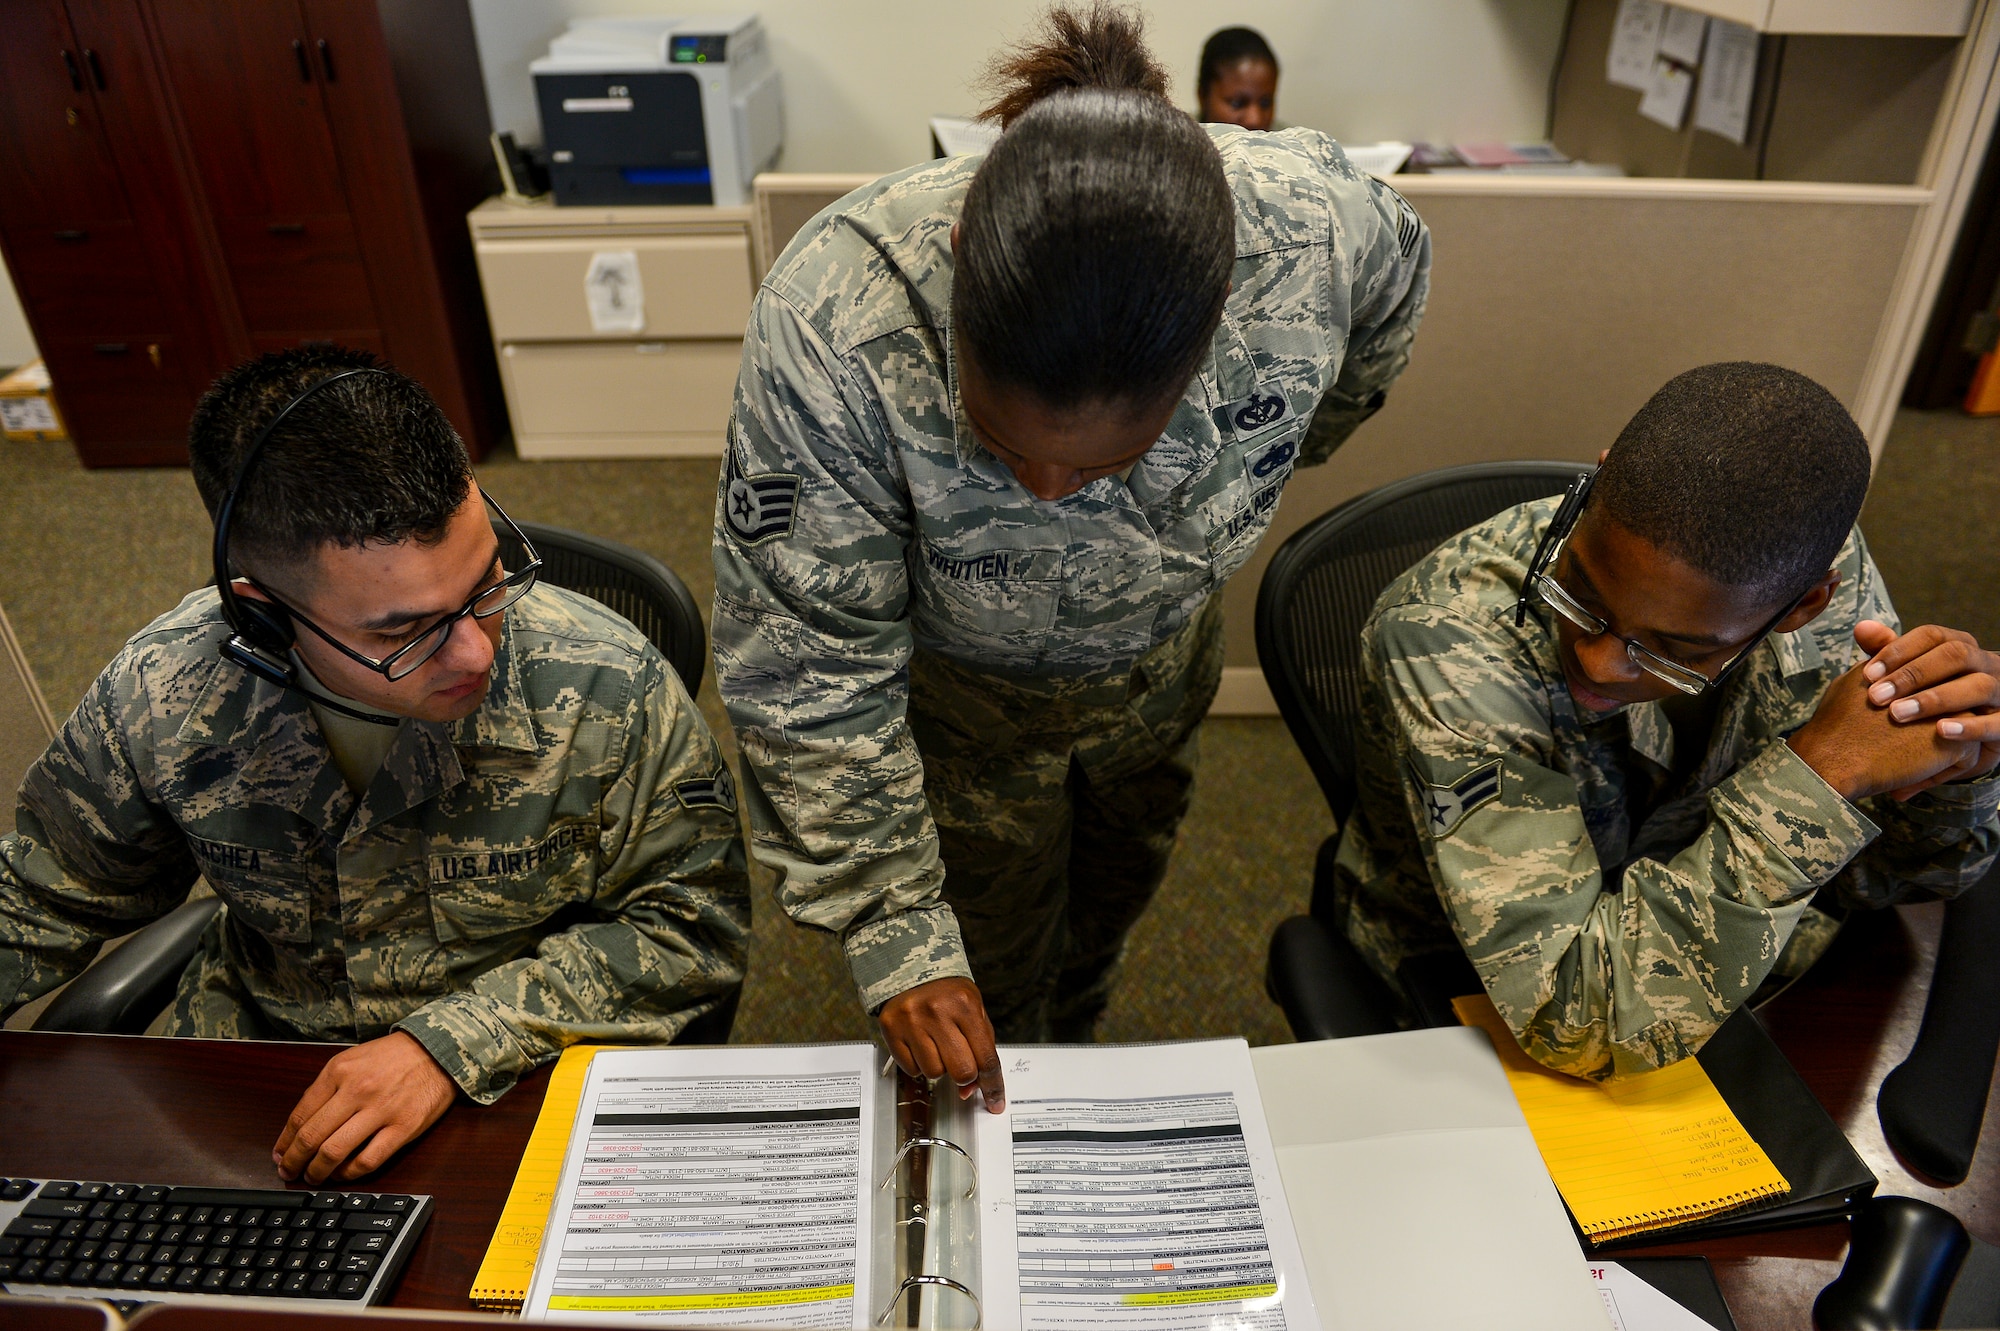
{"left": 1224, "top": 385, "right": 1294, "bottom": 441}
{"left": 724, "top": 450, "right": 800, "bottom": 545}
{"left": 1413, "top": 758, "right": 1501, "bottom": 838}
{"left": 675, "top": 764, "right": 737, "bottom": 815}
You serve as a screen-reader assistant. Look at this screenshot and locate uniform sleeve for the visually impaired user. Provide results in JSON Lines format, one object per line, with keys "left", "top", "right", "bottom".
{"left": 0, "top": 650, "right": 199, "bottom": 1017}
{"left": 709, "top": 290, "right": 971, "bottom": 1018}
{"left": 1299, "top": 169, "right": 1430, "bottom": 466}
{"left": 1376, "top": 603, "right": 1877, "bottom": 1081}
{"left": 395, "top": 654, "right": 751, "bottom": 1103}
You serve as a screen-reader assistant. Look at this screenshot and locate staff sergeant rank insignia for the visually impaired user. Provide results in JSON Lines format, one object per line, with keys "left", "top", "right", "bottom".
{"left": 724, "top": 449, "right": 801, "bottom": 545}
{"left": 1413, "top": 758, "right": 1502, "bottom": 838}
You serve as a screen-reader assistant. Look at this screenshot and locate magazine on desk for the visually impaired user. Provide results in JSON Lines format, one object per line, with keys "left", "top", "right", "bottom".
{"left": 518, "top": 1039, "right": 1323, "bottom": 1330}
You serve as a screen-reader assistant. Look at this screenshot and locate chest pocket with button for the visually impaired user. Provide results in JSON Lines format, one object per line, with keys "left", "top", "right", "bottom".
{"left": 427, "top": 822, "right": 600, "bottom": 946}
{"left": 908, "top": 541, "right": 1065, "bottom": 672}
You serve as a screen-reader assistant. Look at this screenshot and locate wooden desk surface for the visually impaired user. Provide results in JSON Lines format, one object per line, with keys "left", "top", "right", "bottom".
{"left": 1, "top": 899, "right": 1994, "bottom": 1327}
{"left": 0, "top": 1029, "right": 544, "bottom": 1310}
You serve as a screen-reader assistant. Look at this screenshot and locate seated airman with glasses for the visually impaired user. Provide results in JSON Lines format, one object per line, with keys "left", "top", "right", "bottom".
{"left": 1336, "top": 361, "right": 1999, "bottom": 1079}
{"left": 0, "top": 347, "right": 751, "bottom": 1183}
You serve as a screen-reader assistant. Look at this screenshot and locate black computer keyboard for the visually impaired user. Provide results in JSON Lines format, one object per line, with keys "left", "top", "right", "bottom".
{"left": 0, "top": 1177, "right": 431, "bottom": 1310}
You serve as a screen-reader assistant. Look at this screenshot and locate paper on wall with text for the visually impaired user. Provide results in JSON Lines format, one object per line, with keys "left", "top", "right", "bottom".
{"left": 1693, "top": 19, "right": 1760, "bottom": 144}
{"left": 1607, "top": 0, "right": 1668, "bottom": 90}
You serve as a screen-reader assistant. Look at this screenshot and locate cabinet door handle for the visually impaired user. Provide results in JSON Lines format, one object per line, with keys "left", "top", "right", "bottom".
{"left": 267, "top": 221, "right": 305, "bottom": 235}
{"left": 94, "top": 343, "right": 129, "bottom": 355}
{"left": 292, "top": 38, "right": 310, "bottom": 82}
{"left": 83, "top": 48, "right": 104, "bottom": 90}
{"left": 53, "top": 229, "right": 87, "bottom": 242}
{"left": 61, "top": 49, "right": 82, "bottom": 92}
{"left": 317, "top": 39, "right": 335, "bottom": 81}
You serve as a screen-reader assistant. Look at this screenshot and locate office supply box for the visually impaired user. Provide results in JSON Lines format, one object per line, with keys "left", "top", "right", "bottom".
{"left": 532, "top": 15, "right": 783, "bottom": 208}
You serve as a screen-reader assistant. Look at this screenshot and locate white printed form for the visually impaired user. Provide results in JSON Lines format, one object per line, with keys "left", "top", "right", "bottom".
{"left": 524, "top": 1044, "right": 879, "bottom": 1326}
{"left": 974, "top": 1041, "right": 1321, "bottom": 1331}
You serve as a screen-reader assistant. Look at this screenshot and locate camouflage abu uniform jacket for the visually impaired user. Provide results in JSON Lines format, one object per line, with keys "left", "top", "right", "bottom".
{"left": 713, "top": 127, "right": 1430, "bottom": 1013}
{"left": 1336, "top": 498, "right": 2000, "bottom": 1079}
{"left": 0, "top": 586, "right": 750, "bottom": 1103}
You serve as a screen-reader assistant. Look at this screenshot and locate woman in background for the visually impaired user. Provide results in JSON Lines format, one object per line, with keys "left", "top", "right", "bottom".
{"left": 1197, "top": 26, "right": 1279, "bottom": 129}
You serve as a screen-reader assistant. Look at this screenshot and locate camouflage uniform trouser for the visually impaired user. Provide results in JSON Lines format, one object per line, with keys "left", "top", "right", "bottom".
{"left": 907, "top": 597, "right": 1226, "bottom": 1042}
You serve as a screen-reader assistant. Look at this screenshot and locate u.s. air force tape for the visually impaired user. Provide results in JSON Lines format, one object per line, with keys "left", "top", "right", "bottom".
{"left": 1412, "top": 758, "right": 1501, "bottom": 838}
{"left": 723, "top": 449, "right": 800, "bottom": 545}
{"left": 674, "top": 764, "right": 737, "bottom": 815}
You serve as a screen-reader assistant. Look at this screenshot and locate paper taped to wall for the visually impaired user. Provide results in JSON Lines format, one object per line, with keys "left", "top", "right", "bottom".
{"left": 1692, "top": 20, "right": 1759, "bottom": 145}
{"left": 1607, "top": 0, "right": 1667, "bottom": 91}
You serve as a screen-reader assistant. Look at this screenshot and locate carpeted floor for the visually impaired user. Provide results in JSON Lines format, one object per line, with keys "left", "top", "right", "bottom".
{"left": 0, "top": 406, "right": 1992, "bottom": 1047}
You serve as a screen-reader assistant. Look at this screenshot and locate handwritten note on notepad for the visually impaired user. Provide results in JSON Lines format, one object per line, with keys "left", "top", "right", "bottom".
{"left": 1454, "top": 995, "right": 1788, "bottom": 1240}
{"left": 469, "top": 1044, "right": 604, "bottom": 1309}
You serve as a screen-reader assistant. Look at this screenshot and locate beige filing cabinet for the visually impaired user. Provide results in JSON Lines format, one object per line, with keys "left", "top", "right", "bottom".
{"left": 468, "top": 197, "right": 754, "bottom": 458}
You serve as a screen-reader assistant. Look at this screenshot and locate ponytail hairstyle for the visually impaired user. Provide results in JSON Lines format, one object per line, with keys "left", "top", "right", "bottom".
{"left": 1197, "top": 27, "right": 1278, "bottom": 100}
{"left": 956, "top": 4, "right": 1235, "bottom": 412}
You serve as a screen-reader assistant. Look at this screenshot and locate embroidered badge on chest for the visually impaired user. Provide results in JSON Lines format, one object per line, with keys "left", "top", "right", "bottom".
{"left": 724, "top": 450, "right": 801, "bottom": 545}
{"left": 1413, "top": 758, "right": 1502, "bottom": 838}
{"left": 1224, "top": 385, "right": 1295, "bottom": 441}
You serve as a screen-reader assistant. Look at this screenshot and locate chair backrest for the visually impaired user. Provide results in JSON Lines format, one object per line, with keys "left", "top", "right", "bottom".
{"left": 1255, "top": 462, "right": 1583, "bottom": 824}
{"left": 750, "top": 172, "right": 880, "bottom": 282}
{"left": 498, "top": 523, "right": 708, "bottom": 695}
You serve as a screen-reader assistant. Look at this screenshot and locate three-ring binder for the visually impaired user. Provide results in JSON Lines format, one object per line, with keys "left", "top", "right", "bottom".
{"left": 880, "top": 1135, "right": 978, "bottom": 1198}
{"left": 877, "top": 1272, "right": 983, "bottom": 1328}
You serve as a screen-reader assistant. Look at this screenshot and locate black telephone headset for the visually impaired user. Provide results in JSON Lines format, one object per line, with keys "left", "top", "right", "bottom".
{"left": 212, "top": 367, "right": 402, "bottom": 727}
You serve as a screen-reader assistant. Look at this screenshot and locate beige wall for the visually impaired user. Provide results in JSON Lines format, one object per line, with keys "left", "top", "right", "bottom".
{"left": 1217, "top": 177, "right": 1926, "bottom": 668}
{"left": 468, "top": 0, "right": 1572, "bottom": 174}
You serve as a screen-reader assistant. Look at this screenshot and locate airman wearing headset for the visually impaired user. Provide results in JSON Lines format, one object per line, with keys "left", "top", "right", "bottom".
{"left": 0, "top": 347, "right": 751, "bottom": 1185}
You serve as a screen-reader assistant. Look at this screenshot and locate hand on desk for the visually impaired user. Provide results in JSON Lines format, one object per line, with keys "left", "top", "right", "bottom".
{"left": 273, "top": 1030, "right": 458, "bottom": 1185}
{"left": 878, "top": 976, "right": 1007, "bottom": 1113}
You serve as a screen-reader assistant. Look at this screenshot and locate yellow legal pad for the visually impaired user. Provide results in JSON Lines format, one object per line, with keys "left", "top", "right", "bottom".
{"left": 469, "top": 1044, "right": 605, "bottom": 1310}
{"left": 1454, "top": 994, "right": 1789, "bottom": 1241}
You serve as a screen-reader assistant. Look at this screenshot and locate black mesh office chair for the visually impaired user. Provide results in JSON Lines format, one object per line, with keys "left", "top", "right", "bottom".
{"left": 36, "top": 524, "right": 736, "bottom": 1043}
{"left": 1257, "top": 461, "right": 1581, "bottom": 1042}
{"left": 499, "top": 522, "right": 708, "bottom": 694}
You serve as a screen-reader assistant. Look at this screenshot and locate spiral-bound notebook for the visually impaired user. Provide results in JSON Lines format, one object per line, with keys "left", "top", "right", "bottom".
{"left": 1454, "top": 994, "right": 1791, "bottom": 1242}
{"left": 507, "top": 1040, "right": 1325, "bottom": 1329}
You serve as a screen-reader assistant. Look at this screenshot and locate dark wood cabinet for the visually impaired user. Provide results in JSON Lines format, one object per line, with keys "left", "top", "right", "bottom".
{"left": 0, "top": 0, "right": 502, "bottom": 465}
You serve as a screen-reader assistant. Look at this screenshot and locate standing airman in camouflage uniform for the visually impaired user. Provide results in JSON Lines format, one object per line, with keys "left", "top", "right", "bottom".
{"left": 713, "top": 7, "right": 1427, "bottom": 1093}
{"left": 1336, "top": 363, "right": 2000, "bottom": 1080}
{"left": 0, "top": 348, "right": 750, "bottom": 1183}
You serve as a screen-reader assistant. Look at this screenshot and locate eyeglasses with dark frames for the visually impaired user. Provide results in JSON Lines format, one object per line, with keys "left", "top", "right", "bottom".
{"left": 251, "top": 493, "right": 542, "bottom": 683}
{"left": 1515, "top": 471, "right": 1800, "bottom": 697}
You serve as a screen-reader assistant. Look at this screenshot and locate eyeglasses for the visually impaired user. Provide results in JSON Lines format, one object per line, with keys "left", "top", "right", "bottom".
{"left": 1515, "top": 471, "right": 1796, "bottom": 698}
{"left": 253, "top": 494, "right": 542, "bottom": 682}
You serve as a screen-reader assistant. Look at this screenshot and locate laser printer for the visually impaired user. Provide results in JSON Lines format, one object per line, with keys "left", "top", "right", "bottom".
{"left": 531, "top": 15, "right": 783, "bottom": 207}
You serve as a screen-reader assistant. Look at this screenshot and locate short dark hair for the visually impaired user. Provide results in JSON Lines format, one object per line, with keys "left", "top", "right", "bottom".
{"left": 188, "top": 345, "right": 472, "bottom": 581}
{"left": 1591, "top": 362, "right": 1872, "bottom": 604}
{"left": 1198, "top": 26, "right": 1278, "bottom": 97}
{"left": 959, "top": 3, "right": 1235, "bottom": 410}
